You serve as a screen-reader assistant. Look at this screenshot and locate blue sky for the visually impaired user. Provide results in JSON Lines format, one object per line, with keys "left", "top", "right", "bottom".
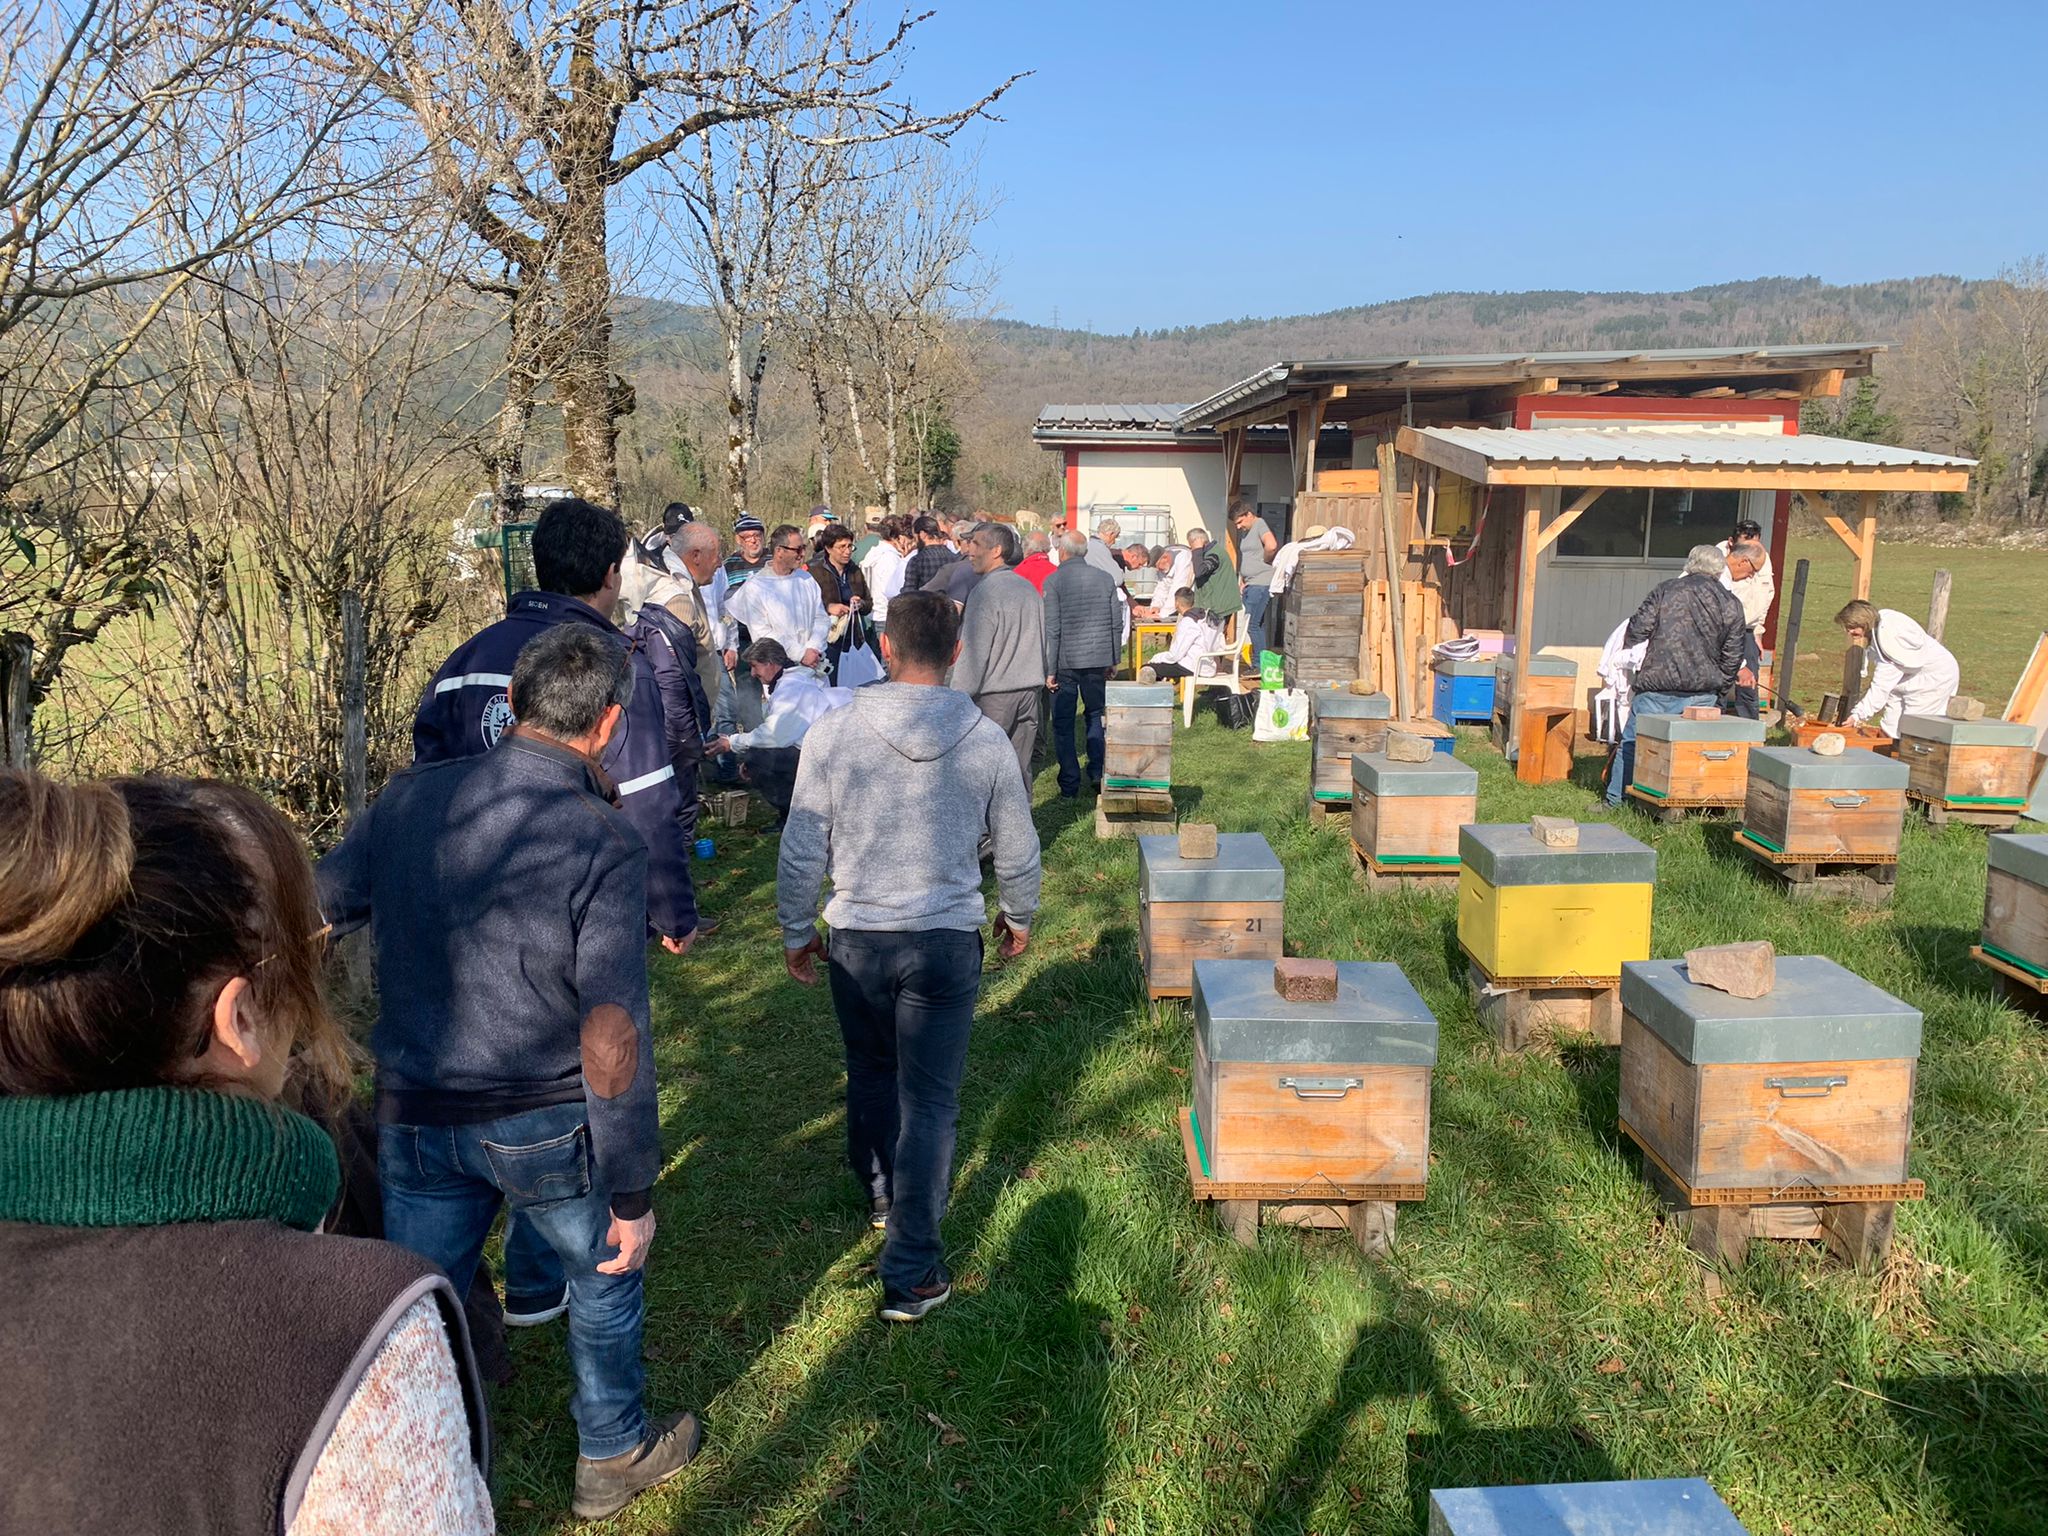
{"left": 899, "top": 0, "right": 2048, "bottom": 331}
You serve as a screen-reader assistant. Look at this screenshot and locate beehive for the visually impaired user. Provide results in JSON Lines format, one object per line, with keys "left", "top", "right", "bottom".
{"left": 1428, "top": 1480, "right": 1749, "bottom": 1536}
{"left": 1280, "top": 551, "right": 1365, "bottom": 687}
{"left": 1308, "top": 687, "right": 1391, "bottom": 804}
{"left": 1457, "top": 823, "right": 1655, "bottom": 984}
{"left": 1493, "top": 652, "right": 1577, "bottom": 714}
{"left": 1138, "top": 834, "right": 1284, "bottom": 998}
{"left": 1742, "top": 746, "right": 1908, "bottom": 861}
{"left": 1619, "top": 956, "right": 1921, "bottom": 1193}
{"left": 1630, "top": 714, "right": 1765, "bottom": 805}
{"left": 1430, "top": 656, "right": 1496, "bottom": 725}
{"left": 1897, "top": 715, "right": 2037, "bottom": 813}
{"left": 1982, "top": 833, "right": 2048, "bottom": 981}
{"left": 1103, "top": 681, "right": 1174, "bottom": 791}
{"left": 1351, "top": 752, "right": 1477, "bottom": 872}
{"left": 1191, "top": 958, "right": 1436, "bottom": 1186}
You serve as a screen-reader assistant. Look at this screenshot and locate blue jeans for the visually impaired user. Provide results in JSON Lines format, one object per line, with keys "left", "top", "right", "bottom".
{"left": 1051, "top": 667, "right": 1107, "bottom": 796}
{"left": 1607, "top": 689, "right": 1719, "bottom": 805}
{"left": 379, "top": 1101, "right": 648, "bottom": 1459}
{"left": 1241, "top": 584, "right": 1271, "bottom": 659}
{"left": 826, "top": 928, "right": 982, "bottom": 1296}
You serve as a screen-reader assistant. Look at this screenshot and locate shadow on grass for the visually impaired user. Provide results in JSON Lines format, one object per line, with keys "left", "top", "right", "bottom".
{"left": 1877, "top": 1372, "right": 2048, "bottom": 1536}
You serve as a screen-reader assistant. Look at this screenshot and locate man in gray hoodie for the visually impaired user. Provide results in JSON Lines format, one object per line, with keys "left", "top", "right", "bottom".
{"left": 949, "top": 522, "right": 1045, "bottom": 784}
{"left": 777, "top": 590, "right": 1042, "bottom": 1322}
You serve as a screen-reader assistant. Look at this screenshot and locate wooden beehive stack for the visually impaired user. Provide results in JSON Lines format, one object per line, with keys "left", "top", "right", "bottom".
{"left": 1280, "top": 551, "right": 1365, "bottom": 687}
{"left": 1971, "top": 832, "right": 2048, "bottom": 1006}
{"left": 1183, "top": 957, "right": 1437, "bottom": 1257}
{"left": 1490, "top": 652, "right": 1578, "bottom": 753}
{"left": 1618, "top": 951, "right": 1924, "bottom": 1270}
{"left": 1306, "top": 686, "right": 1391, "bottom": 822}
{"left": 1137, "top": 829, "right": 1284, "bottom": 999}
{"left": 1457, "top": 821, "right": 1656, "bottom": 1048}
{"left": 1626, "top": 713, "right": 1765, "bottom": 818}
{"left": 1097, "top": 681, "right": 1176, "bottom": 836}
{"left": 1349, "top": 751, "right": 1477, "bottom": 889}
{"left": 1897, "top": 714, "right": 2038, "bottom": 828}
{"left": 1735, "top": 745, "right": 1908, "bottom": 904}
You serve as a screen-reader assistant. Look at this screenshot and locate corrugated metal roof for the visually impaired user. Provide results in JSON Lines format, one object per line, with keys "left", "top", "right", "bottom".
{"left": 1036, "top": 404, "right": 1189, "bottom": 431}
{"left": 1412, "top": 426, "right": 1975, "bottom": 471}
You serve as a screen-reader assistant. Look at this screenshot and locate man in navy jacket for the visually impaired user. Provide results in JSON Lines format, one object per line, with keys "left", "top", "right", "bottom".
{"left": 415, "top": 498, "right": 701, "bottom": 950}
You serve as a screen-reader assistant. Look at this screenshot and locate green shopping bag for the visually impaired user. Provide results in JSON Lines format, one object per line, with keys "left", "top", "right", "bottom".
{"left": 1258, "top": 650, "right": 1285, "bottom": 689}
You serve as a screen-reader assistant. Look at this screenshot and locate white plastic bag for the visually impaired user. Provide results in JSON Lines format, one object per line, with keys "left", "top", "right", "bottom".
{"left": 836, "top": 620, "right": 885, "bottom": 688}
{"left": 1253, "top": 687, "right": 1310, "bottom": 743}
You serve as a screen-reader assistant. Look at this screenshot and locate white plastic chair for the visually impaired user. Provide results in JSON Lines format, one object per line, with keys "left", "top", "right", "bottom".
{"left": 1181, "top": 614, "right": 1247, "bottom": 726}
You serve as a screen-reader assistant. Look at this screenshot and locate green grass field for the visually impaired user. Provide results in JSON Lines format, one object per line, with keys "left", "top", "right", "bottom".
{"left": 486, "top": 694, "right": 2048, "bottom": 1535}
{"left": 1782, "top": 534, "right": 2046, "bottom": 706}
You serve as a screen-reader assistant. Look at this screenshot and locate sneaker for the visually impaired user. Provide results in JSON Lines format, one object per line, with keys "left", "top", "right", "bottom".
{"left": 879, "top": 1273, "right": 952, "bottom": 1324}
{"left": 869, "top": 1193, "right": 892, "bottom": 1231}
{"left": 571, "top": 1410, "right": 704, "bottom": 1521}
{"left": 503, "top": 1289, "right": 568, "bottom": 1328}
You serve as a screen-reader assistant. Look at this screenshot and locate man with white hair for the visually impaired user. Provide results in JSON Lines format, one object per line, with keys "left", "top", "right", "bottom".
{"left": 1720, "top": 535, "right": 1773, "bottom": 720}
{"left": 1084, "top": 518, "right": 1122, "bottom": 580}
{"left": 1604, "top": 544, "right": 1746, "bottom": 807}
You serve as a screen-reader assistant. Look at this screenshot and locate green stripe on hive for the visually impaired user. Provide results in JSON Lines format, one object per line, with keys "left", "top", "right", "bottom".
{"left": 1984, "top": 942, "right": 2048, "bottom": 980}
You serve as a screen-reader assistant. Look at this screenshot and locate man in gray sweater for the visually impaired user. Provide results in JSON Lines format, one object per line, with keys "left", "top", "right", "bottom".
{"left": 1042, "top": 529, "right": 1121, "bottom": 797}
{"left": 777, "top": 591, "right": 1042, "bottom": 1322}
{"left": 949, "top": 522, "right": 1045, "bottom": 784}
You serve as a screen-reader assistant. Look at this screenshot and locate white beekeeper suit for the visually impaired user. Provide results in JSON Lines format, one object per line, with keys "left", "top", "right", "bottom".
{"left": 1159, "top": 608, "right": 1225, "bottom": 676}
{"left": 1847, "top": 608, "right": 1960, "bottom": 735}
{"left": 1593, "top": 618, "right": 1648, "bottom": 743}
{"left": 1717, "top": 547, "right": 1775, "bottom": 638}
{"left": 727, "top": 666, "right": 851, "bottom": 752}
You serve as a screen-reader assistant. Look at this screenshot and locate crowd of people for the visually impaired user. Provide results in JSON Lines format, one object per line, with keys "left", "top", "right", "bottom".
{"left": 0, "top": 491, "right": 1260, "bottom": 1532}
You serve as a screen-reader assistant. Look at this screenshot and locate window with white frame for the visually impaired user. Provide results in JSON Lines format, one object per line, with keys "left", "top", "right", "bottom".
{"left": 1553, "top": 487, "right": 1745, "bottom": 561}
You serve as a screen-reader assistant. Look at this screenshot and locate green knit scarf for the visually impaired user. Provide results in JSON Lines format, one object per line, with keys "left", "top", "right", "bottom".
{"left": 0, "top": 1086, "right": 339, "bottom": 1231}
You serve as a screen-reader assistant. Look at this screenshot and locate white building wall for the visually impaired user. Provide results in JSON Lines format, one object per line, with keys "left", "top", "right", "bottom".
{"left": 1072, "top": 447, "right": 1296, "bottom": 544}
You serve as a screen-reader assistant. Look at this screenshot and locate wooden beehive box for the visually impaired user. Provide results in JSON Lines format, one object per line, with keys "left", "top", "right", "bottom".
{"left": 1137, "top": 833, "right": 1284, "bottom": 998}
{"left": 1493, "top": 651, "right": 1578, "bottom": 714}
{"left": 1897, "top": 714, "right": 2038, "bottom": 813}
{"left": 1619, "top": 955, "right": 1922, "bottom": 1193}
{"left": 1281, "top": 551, "right": 1365, "bottom": 687}
{"left": 1103, "top": 681, "right": 1174, "bottom": 791}
{"left": 1429, "top": 1479, "right": 1750, "bottom": 1536}
{"left": 1630, "top": 714, "right": 1765, "bottom": 805}
{"left": 1351, "top": 752, "right": 1477, "bottom": 872}
{"left": 1742, "top": 746, "right": 1908, "bottom": 861}
{"left": 1191, "top": 958, "right": 1436, "bottom": 1186}
{"left": 1983, "top": 833, "right": 2048, "bottom": 980}
{"left": 1457, "top": 823, "right": 1656, "bottom": 984}
{"left": 1307, "top": 686, "right": 1391, "bottom": 805}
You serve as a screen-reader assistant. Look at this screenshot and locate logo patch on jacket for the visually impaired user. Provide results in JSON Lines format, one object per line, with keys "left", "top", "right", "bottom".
{"left": 483, "top": 692, "right": 516, "bottom": 748}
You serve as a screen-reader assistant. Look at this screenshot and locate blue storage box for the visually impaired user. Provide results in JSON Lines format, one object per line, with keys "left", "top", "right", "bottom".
{"left": 1431, "top": 662, "right": 1496, "bottom": 726}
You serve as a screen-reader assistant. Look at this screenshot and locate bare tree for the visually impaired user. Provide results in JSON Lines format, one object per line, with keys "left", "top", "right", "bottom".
{"left": 264, "top": 0, "right": 1021, "bottom": 515}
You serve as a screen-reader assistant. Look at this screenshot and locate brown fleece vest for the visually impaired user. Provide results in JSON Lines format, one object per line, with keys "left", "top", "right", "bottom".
{"left": 0, "top": 1220, "right": 488, "bottom": 1535}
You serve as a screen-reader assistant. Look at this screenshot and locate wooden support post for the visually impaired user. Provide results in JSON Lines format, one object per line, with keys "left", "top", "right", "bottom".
{"left": 1855, "top": 490, "right": 1877, "bottom": 600}
{"left": 1509, "top": 486, "right": 1543, "bottom": 757}
{"left": 1377, "top": 443, "right": 1411, "bottom": 719}
{"left": 1220, "top": 427, "right": 1246, "bottom": 516}
{"left": 1779, "top": 558, "right": 1809, "bottom": 715}
{"left": 1534, "top": 487, "right": 1603, "bottom": 555}
{"left": 1292, "top": 400, "right": 1325, "bottom": 497}
{"left": 1927, "top": 568, "right": 1952, "bottom": 642}
{"left": 0, "top": 632, "right": 30, "bottom": 769}
{"left": 1840, "top": 646, "right": 1867, "bottom": 723}
{"left": 340, "top": 593, "right": 368, "bottom": 818}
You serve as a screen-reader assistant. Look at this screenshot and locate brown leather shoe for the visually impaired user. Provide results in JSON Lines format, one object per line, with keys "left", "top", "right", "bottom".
{"left": 571, "top": 1410, "right": 703, "bottom": 1520}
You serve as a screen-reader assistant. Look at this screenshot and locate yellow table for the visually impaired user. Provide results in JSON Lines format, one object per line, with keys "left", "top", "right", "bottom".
{"left": 1130, "top": 622, "right": 1176, "bottom": 675}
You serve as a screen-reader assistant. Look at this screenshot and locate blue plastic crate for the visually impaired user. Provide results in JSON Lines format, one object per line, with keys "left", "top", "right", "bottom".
{"left": 1433, "top": 670, "right": 1495, "bottom": 726}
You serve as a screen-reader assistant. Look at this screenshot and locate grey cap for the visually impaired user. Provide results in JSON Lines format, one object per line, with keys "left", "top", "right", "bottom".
{"left": 1748, "top": 745, "right": 1910, "bottom": 791}
{"left": 1621, "top": 956, "right": 1921, "bottom": 1064}
{"left": 1138, "top": 833, "right": 1284, "bottom": 903}
{"left": 1106, "top": 682, "right": 1176, "bottom": 708}
{"left": 1988, "top": 832, "right": 2048, "bottom": 888}
{"left": 1496, "top": 653, "right": 1575, "bottom": 678}
{"left": 1459, "top": 822, "right": 1657, "bottom": 886}
{"left": 1433, "top": 656, "right": 1498, "bottom": 677}
{"left": 1194, "top": 959, "right": 1438, "bottom": 1066}
{"left": 1898, "top": 715, "right": 2037, "bottom": 747}
{"left": 1634, "top": 714, "right": 1766, "bottom": 744}
{"left": 1354, "top": 751, "right": 1479, "bottom": 798}
{"left": 1309, "top": 687, "right": 1392, "bottom": 720}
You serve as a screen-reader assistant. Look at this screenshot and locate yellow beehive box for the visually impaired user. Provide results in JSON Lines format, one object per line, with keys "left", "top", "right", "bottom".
{"left": 1457, "top": 823, "right": 1656, "bottom": 984}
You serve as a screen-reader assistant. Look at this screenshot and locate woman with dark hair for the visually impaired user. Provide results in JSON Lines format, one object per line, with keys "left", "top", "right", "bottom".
{"left": 0, "top": 773, "right": 491, "bottom": 1535}
{"left": 809, "top": 522, "right": 874, "bottom": 683}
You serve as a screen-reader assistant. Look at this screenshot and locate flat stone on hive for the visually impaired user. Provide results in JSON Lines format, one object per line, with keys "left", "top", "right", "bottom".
{"left": 1810, "top": 731, "right": 1847, "bottom": 757}
{"left": 1348, "top": 678, "right": 1376, "bottom": 696}
{"left": 1385, "top": 729, "right": 1433, "bottom": 763}
{"left": 1946, "top": 695, "right": 1987, "bottom": 721}
{"left": 1177, "top": 821, "right": 1219, "bottom": 860}
{"left": 1273, "top": 958, "right": 1339, "bottom": 1003}
{"left": 1530, "top": 815, "right": 1579, "bottom": 848}
{"left": 1682, "top": 705, "right": 1723, "bottom": 720}
{"left": 1683, "top": 940, "right": 1776, "bottom": 999}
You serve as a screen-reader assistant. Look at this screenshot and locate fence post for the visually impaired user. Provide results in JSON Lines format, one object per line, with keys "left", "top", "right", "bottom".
{"left": 340, "top": 594, "right": 367, "bottom": 817}
{"left": 0, "top": 633, "right": 31, "bottom": 769}
{"left": 1926, "top": 569, "right": 1952, "bottom": 642}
